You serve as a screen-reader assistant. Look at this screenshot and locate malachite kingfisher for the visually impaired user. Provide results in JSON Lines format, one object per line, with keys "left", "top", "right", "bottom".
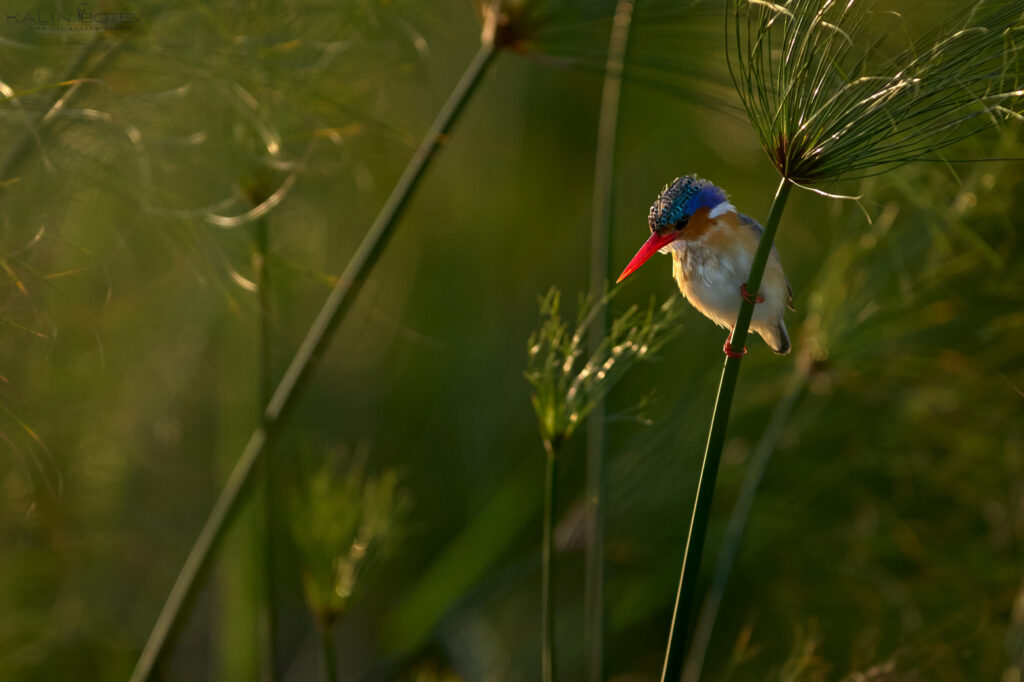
{"left": 616, "top": 175, "right": 794, "bottom": 356}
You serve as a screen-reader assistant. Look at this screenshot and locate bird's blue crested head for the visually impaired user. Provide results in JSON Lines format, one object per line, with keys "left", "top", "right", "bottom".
{"left": 648, "top": 175, "right": 728, "bottom": 233}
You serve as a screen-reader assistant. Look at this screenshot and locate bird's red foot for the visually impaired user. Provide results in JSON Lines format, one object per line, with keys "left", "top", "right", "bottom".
{"left": 723, "top": 341, "right": 747, "bottom": 358}
{"left": 741, "top": 283, "right": 764, "bottom": 304}
{"left": 723, "top": 329, "right": 747, "bottom": 358}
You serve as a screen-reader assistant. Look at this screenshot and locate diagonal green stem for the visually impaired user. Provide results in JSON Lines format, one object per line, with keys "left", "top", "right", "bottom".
{"left": 660, "top": 176, "right": 792, "bottom": 682}
{"left": 541, "top": 439, "right": 559, "bottom": 682}
{"left": 128, "top": 40, "right": 498, "bottom": 682}
{"left": 586, "top": 3, "right": 635, "bottom": 680}
{"left": 681, "top": 359, "right": 809, "bottom": 682}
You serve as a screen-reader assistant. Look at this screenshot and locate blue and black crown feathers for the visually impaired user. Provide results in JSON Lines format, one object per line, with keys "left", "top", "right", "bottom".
{"left": 648, "top": 175, "right": 727, "bottom": 233}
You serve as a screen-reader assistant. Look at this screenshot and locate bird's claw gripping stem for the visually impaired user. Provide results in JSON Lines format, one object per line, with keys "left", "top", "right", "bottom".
{"left": 723, "top": 329, "right": 747, "bottom": 358}
{"left": 726, "top": 285, "right": 762, "bottom": 356}
{"left": 741, "top": 282, "right": 764, "bottom": 305}
{"left": 723, "top": 341, "right": 747, "bottom": 358}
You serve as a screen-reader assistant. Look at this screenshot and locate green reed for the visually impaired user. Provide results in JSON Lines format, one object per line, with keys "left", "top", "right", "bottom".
{"left": 251, "top": 209, "right": 277, "bottom": 682}
{"left": 586, "top": 4, "right": 636, "bottom": 679}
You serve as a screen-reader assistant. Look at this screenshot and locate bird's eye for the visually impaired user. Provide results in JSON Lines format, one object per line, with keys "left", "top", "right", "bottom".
{"left": 674, "top": 220, "right": 687, "bottom": 231}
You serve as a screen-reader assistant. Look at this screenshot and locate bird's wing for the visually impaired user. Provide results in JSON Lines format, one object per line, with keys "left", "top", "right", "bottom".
{"left": 737, "top": 212, "right": 763, "bottom": 236}
{"left": 739, "top": 213, "right": 796, "bottom": 311}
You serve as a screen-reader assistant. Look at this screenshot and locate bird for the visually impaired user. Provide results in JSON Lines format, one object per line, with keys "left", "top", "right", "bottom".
{"left": 616, "top": 174, "right": 793, "bottom": 356}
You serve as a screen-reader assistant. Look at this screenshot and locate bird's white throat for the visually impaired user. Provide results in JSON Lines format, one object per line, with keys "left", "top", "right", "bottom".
{"left": 659, "top": 241, "right": 687, "bottom": 256}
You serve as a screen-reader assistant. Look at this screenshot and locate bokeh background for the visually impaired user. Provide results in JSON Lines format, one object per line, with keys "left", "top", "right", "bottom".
{"left": 1, "top": 1, "right": 1023, "bottom": 680}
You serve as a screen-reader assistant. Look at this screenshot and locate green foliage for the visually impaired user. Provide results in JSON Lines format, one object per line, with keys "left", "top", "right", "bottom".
{"left": 526, "top": 287, "right": 681, "bottom": 445}
{"left": 0, "top": 1, "right": 1022, "bottom": 681}
{"left": 731, "top": 0, "right": 1024, "bottom": 183}
{"left": 290, "top": 450, "right": 408, "bottom": 628}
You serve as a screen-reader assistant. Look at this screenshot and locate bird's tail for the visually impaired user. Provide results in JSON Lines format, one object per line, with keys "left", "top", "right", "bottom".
{"left": 762, "top": 320, "right": 791, "bottom": 355}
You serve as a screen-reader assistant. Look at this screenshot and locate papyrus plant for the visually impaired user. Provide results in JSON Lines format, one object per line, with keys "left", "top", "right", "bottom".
{"left": 661, "top": 2, "right": 1024, "bottom": 680}
{"left": 526, "top": 287, "right": 681, "bottom": 682}
{"left": 733, "top": 0, "right": 1024, "bottom": 184}
{"left": 290, "top": 452, "right": 408, "bottom": 681}
{"left": 527, "top": 288, "right": 681, "bottom": 448}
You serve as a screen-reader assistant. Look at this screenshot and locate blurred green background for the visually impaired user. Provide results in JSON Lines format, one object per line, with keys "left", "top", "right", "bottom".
{"left": 1, "top": 1, "right": 1022, "bottom": 680}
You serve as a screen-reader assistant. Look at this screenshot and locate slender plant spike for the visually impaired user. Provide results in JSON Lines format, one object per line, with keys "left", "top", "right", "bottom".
{"left": 586, "top": 3, "right": 636, "bottom": 680}
{"left": 128, "top": 35, "right": 499, "bottom": 682}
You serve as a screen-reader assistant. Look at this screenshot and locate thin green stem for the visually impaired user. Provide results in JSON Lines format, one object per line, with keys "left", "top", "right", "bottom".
{"left": 319, "top": 624, "right": 338, "bottom": 682}
{"left": 542, "top": 439, "right": 559, "bottom": 682}
{"left": 253, "top": 214, "right": 277, "bottom": 682}
{"left": 681, "top": 358, "right": 809, "bottom": 682}
{"left": 586, "top": 3, "right": 635, "bottom": 680}
{"left": 660, "top": 176, "right": 792, "bottom": 682}
{"left": 128, "top": 40, "right": 498, "bottom": 682}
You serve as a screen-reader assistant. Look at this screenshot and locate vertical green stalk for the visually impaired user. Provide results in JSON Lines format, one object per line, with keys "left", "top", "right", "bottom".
{"left": 660, "top": 177, "right": 792, "bottom": 682}
{"left": 681, "top": 360, "right": 809, "bottom": 682}
{"left": 128, "top": 39, "right": 499, "bottom": 682}
{"left": 212, "top": 311, "right": 262, "bottom": 682}
{"left": 253, "top": 214, "right": 277, "bottom": 682}
{"left": 319, "top": 625, "right": 338, "bottom": 682}
{"left": 586, "top": 3, "right": 635, "bottom": 680}
{"left": 541, "top": 439, "right": 560, "bottom": 682}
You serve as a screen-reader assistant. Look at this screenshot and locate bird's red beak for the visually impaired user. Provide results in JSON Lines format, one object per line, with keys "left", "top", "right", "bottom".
{"left": 616, "top": 231, "right": 678, "bottom": 283}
